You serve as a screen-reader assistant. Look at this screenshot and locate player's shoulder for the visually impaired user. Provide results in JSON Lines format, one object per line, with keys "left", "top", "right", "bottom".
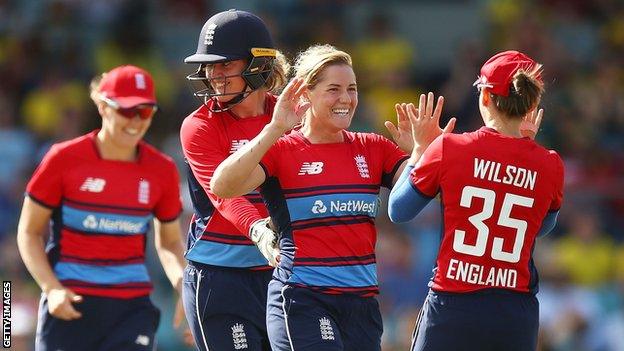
{"left": 441, "top": 130, "right": 478, "bottom": 147}
{"left": 347, "top": 131, "right": 392, "bottom": 145}
{"left": 181, "top": 105, "right": 213, "bottom": 128}
{"left": 139, "top": 142, "right": 177, "bottom": 170}
{"left": 180, "top": 105, "right": 221, "bottom": 142}
{"left": 46, "top": 131, "right": 97, "bottom": 160}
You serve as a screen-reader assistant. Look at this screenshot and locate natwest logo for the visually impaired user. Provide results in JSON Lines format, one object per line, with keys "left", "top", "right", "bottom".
{"left": 330, "top": 200, "right": 377, "bottom": 215}
{"left": 311, "top": 200, "right": 327, "bottom": 214}
{"left": 298, "top": 162, "right": 324, "bottom": 175}
{"left": 82, "top": 214, "right": 144, "bottom": 233}
{"left": 311, "top": 199, "right": 378, "bottom": 216}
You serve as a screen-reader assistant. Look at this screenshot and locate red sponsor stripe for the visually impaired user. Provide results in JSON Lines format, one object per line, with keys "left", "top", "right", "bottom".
{"left": 60, "top": 228, "right": 145, "bottom": 260}
{"left": 292, "top": 283, "right": 378, "bottom": 296}
{"left": 293, "top": 224, "right": 377, "bottom": 259}
{"left": 62, "top": 280, "right": 152, "bottom": 299}
{"left": 200, "top": 234, "right": 254, "bottom": 246}
{"left": 69, "top": 286, "right": 152, "bottom": 299}
{"left": 284, "top": 188, "right": 379, "bottom": 199}
{"left": 59, "top": 256, "right": 144, "bottom": 265}
{"left": 64, "top": 199, "right": 151, "bottom": 216}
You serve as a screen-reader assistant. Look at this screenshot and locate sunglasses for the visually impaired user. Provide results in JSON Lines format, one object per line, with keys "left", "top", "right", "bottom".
{"left": 100, "top": 96, "right": 158, "bottom": 120}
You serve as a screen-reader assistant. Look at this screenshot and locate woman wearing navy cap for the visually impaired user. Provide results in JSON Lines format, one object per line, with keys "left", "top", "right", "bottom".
{"left": 388, "top": 51, "right": 563, "bottom": 351}
{"left": 17, "top": 65, "right": 188, "bottom": 350}
{"left": 179, "top": 9, "right": 290, "bottom": 351}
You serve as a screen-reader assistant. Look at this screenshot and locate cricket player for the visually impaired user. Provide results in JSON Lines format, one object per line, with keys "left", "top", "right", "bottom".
{"left": 179, "top": 9, "right": 290, "bottom": 351}
{"left": 17, "top": 65, "right": 187, "bottom": 350}
{"left": 388, "top": 50, "right": 563, "bottom": 351}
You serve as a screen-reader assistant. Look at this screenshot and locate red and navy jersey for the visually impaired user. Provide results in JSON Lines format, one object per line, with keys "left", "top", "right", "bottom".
{"left": 180, "top": 96, "right": 276, "bottom": 269}
{"left": 260, "top": 130, "right": 408, "bottom": 296}
{"left": 410, "top": 127, "right": 564, "bottom": 294}
{"left": 26, "top": 131, "right": 182, "bottom": 299}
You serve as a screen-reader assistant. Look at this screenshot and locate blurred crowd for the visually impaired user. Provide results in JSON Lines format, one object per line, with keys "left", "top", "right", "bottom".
{"left": 0, "top": 0, "right": 622, "bottom": 350}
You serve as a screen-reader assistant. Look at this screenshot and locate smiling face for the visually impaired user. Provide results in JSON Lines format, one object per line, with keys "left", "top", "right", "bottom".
{"left": 99, "top": 102, "right": 153, "bottom": 150}
{"left": 306, "top": 63, "right": 358, "bottom": 133}
{"left": 205, "top": 59, "right": 248, "bottom": 103}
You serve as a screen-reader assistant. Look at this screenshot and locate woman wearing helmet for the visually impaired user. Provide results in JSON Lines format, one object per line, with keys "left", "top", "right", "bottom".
{"left": 179, "top": 9, "right": 289, "bottom": 351}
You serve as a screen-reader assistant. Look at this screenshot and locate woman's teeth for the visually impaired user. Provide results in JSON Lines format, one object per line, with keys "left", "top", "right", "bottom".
{"left": 124, "top": 128, "right": 139, "bottom": 135}
{"left": 332, "top": 108, "right": 349, "bottom": 116}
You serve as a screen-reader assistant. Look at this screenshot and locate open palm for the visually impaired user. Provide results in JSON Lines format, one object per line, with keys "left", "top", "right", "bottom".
{"left": 272, "top": 78, "right": 310, "bottom": 132}
{"left": 403, "top": 92, "right": 456, "bottom": 152}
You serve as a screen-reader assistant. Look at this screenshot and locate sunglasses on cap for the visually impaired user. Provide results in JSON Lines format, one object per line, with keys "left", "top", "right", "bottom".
{"left": 100, "top": 96, "right": 158, "bottom": 120}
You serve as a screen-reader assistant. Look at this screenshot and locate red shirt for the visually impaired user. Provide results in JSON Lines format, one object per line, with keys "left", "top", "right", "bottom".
{"left": 26, "top": 131, "right": 182, "bottom": 298}
{"left": 410, "top": 127, "right": 564, "bottom": 293}
{"left": 179, "top": 96, "right": 276, "bottom": 269}
{"left": 261, "top": 130, "right": 408, "bottom": 296}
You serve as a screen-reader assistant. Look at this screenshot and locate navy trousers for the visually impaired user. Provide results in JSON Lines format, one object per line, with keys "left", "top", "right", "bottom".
{"left": 36, "top": 295, "right": 159, "bottom": 351}
{"left": 411, "top": 289, "right": 539, "bottom": 351}
{"left": 266, "top": 279, "right": 383, "bottom": 351}
{"left": 182, "top": 263, "right": 273, "bottom": 351}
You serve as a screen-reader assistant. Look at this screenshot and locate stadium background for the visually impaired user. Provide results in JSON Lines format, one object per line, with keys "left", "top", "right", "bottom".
{"left": 1, "top": 0, "right": 623, "bottom": 350}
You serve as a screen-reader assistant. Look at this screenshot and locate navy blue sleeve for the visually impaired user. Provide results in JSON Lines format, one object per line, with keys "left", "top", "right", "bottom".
{"left": 388, "top": 165, "right": 434, "bottom": 223}
{"left": 537, "top": 210, "right": 559, "bottom": 237}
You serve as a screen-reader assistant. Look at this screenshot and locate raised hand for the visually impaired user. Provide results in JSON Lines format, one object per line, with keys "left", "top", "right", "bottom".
{"left": 47, "top": 287, "right": 83, "bottom": 320}
{"left": 385, "top": 103, "right": 414, "bottom": 153}
{"left": 520, "top": 108, "right": 543, "bottom": 140}
{"left": 405, "top": 92, "right": 456, "bottom": 153}
{"left": 270, "top": 78, "right": 310, "bottom": 133}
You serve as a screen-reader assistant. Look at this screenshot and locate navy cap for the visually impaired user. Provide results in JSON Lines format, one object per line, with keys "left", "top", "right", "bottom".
{"left": 185, "top": 9, "right": 275, "bottom": 64}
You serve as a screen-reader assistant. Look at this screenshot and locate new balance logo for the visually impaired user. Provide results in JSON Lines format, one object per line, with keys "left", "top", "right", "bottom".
{"left": 311, "top": 200, "right": 327, "bottom": 214}
{"left": 135, "top": 335, "right": 150, "bottom": 346}
{"left": 230, "top": 139, "right": 250, "bottom": 154}
{"left": 298, "top": 162, "right": 324, "bottom": 175}
{"left": 79, "top": 178, "right": 106, "bottom": 192}
{"left": 319, "top": 317, "right": 335, "bottom": 340}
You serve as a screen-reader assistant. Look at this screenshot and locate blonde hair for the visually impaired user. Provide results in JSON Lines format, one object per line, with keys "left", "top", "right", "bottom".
{"left": 293, "top": 44, "right": 353, "bottom": 88}
{"left": 263, "top": 50, "right": 291, "bottom": 93}
{"left": 491, "top": 64, "right": 544, "bottom": 118}
{"left": 89, "top": 73, "right": 105, "bottom": 104}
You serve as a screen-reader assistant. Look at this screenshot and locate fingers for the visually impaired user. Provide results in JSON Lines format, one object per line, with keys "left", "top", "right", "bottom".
{"left": 426, "top": 92, "right": 434, "bottom": 118}
{"left": 295, "top": 101, "right": 311, "bottom": 117}
{"left": 282, "top": 78, "right": 301, "bottom": 100}
{"left": 293, "top": 78, "right": 307, "bottom": 100}
{"left": 52, "top": 303, "right": 81, "bottom": 320}
{"left": 395, "top": 103, "right": 406, "bottom": 122}
{"left": 281, "top": 78, "right": 306, "bottom": 102}
{"left": 70, "top": 294, "right": 83, "bottom": 303}
{"left": 384, "top": 121, "right": 399, "bottom": 140}
{"left": 173, "top": 298, "right": 185, "bottom": 328}
{"left": 65, "top": 305, "right": 83, "bottom": 320}
{"left": 406, "top": 103, "right": 418, "bottom": 123}
{"left": 418, "top": 94, "right": 426, "bottom": 119}
{"left": 183, "top": 328, "right": 195, "bottom": 347}
{"left": 432, "top": 96, "right": 444, "bottom": 122}
{"left": 535, "top": 108, "right": 543, "bottom": 128}
{"left": 443, "top": 117, "right": 457, "bottom": 133}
